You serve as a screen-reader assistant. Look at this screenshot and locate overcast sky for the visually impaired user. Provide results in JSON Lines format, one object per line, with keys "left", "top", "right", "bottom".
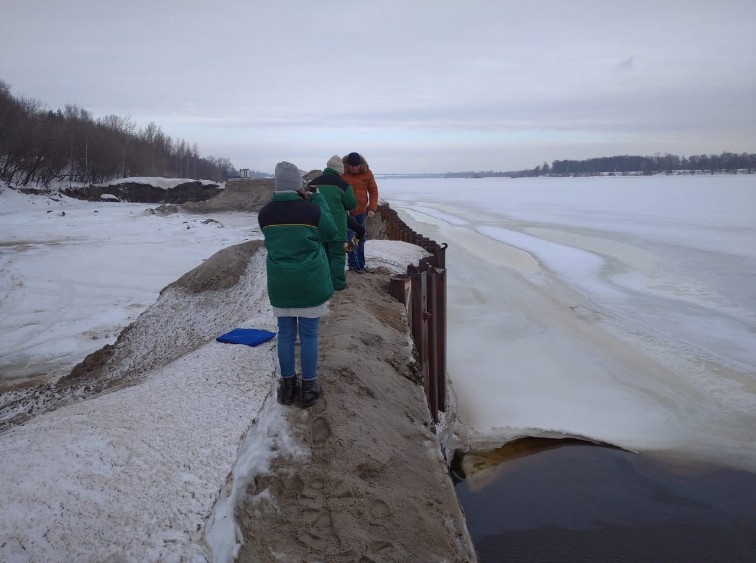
{"left": 2, "top": 0, "right": 755, "bottom": 174}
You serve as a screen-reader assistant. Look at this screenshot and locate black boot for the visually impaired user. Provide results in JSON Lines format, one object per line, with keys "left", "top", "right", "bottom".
{"left": 301, "top": 378, "right": 323, "bottom": 408}
{"left": 277, "top": 376, "right": 296, "bottom": 405}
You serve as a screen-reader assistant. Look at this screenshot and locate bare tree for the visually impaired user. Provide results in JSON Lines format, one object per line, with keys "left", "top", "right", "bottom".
{"left": 0, "top": 85, "right": 238, "bottom": 185}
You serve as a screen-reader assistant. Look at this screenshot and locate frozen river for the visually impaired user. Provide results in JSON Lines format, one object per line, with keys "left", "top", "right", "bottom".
{"left": 3, "top": 176, "right": 753, "bottom": 561}
{"left": 380, "top": 174, "right": 756, "bottom": 471}
{"left": 2, "top": 175, "right": 755, "bottom": 472}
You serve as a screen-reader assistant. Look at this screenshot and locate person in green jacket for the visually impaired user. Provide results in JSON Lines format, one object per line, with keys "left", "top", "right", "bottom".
{"left": 307, "top": 155, "right": 357, "bottom": 291}
{"left": 258, "top": 161, "right": 337, "bottom": 408}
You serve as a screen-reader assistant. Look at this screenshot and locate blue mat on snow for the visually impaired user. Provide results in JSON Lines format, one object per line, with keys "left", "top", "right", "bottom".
{"left": 216, "top": 328, "right": 276, "bottom": 347}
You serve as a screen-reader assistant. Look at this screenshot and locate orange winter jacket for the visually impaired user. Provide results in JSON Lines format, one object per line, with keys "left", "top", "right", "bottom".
{"left": 341, "top": 163, "right": 378, "bottom": 216}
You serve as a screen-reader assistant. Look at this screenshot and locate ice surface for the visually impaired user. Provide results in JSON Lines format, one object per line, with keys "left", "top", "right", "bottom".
{"left": 381, "top": 174, "right": 756, "bottom": 470}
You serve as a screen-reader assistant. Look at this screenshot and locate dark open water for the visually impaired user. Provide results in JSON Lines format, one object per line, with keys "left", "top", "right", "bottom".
{"left": 453, "top": 441, "right": 756, "bottom": 562}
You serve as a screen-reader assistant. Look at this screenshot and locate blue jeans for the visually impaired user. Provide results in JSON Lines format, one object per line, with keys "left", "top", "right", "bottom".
{"left": 347, "top": 212, "right": 367, "bottom": 270}
{"left": 276, "top": 316, "right": 320, "bottom": 380}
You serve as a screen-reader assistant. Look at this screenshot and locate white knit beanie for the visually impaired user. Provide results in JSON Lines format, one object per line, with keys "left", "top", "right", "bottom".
{"left": 326, "top": 155, "right": 344, "bottom": 174}
{"left": 274, "top": 161, "right": 303, "bottom": 191}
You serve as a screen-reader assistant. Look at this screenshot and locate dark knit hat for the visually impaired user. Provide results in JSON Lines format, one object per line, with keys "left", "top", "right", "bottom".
{"left": 326, "top": 155, "right": 344, "bottom": 174}
{"left": 347, "top": 152, "right": 361, "bottom": 166}
{"left": 274, "top": 161, "right": 303, "bottom": 191}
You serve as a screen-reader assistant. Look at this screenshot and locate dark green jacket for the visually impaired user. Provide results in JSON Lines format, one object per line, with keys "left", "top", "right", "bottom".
{"left": 308, "top": 168, "right": 357, "bottom": 242}
{"left": 257, "top": 191, "right": 337, "bottom": 309}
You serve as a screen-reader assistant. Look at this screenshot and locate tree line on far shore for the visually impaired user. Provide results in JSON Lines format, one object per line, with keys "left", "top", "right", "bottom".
{"left": 444, "top": 152, "right": 756, "bottom": 178}
{"left": 0, "top": 80, "right": 238, "bottom": 186}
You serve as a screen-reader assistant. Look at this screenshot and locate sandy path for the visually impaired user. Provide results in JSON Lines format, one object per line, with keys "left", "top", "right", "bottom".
{"left": 236, "top": 270, "right": 477, "bottom": 562}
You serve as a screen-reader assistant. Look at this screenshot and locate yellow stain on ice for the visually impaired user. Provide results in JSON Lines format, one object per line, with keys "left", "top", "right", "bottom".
{"left": 402, "top": 207, "right": 540, "bottom": 273}
{"left": 454, "top": 437, "right": 622, "bottom": 492}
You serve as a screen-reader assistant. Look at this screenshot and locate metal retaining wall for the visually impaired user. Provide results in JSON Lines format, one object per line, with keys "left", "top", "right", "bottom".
{"left": 378, "top": 204, "right": 447, "bottom": 423}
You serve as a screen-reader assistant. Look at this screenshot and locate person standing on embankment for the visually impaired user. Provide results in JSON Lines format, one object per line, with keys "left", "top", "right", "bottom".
{"left": 341, "top": 152, "right": 379, "bottom": 273}
{"left": 307, "top": 155, "right": 357, "bottom": 291}
{"left": 258, "top": 161, "right": 337, "bottom": 408}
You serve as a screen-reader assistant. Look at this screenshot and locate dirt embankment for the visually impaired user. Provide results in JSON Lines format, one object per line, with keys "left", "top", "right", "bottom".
{"left": 1, "top": 184, "right": 476, "bottom": 559}
{"left": 62, "top": 181, "right": 221, "bottom": 203}
{"left": 1, "top": 241, "right": 476, "bottom": 560}
{"left": 178, "top": 175, "right": 388, "bottom": 238}
{"left": 182, "top": 178, "right": 275, "bottom": 212}
{"left": 0, "top": 181, "right": 386, "bottom": 430}
{"left": 0, "top": 241, "right": 267, "bottom": 432}
{"left": 236, "top": 269, "right": 476, "bottom": 562}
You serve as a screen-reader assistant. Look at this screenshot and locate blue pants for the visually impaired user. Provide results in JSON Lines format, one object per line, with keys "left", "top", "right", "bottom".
{"left": 276, "top": 316, "right": 320, "bottom": 380}
{"left": 347, "top": 212, "right": 367, "bottom": 270}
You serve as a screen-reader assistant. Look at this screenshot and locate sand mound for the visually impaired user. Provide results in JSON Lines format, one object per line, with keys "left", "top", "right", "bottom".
{"left": 183, "top": 178, "right": 275, "bottom": 213}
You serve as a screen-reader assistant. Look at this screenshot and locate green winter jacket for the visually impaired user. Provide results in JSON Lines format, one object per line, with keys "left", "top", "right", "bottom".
{"left": 308, "top": 168, "right": 357, "bottom": 242}
{"left": 257, "top": 191, "right": 337, "bottom": 309}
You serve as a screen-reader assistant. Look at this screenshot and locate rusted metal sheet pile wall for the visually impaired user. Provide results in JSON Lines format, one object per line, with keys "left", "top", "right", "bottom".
{"left": 379, "top": 204, "right": 448, "bottom": 422}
